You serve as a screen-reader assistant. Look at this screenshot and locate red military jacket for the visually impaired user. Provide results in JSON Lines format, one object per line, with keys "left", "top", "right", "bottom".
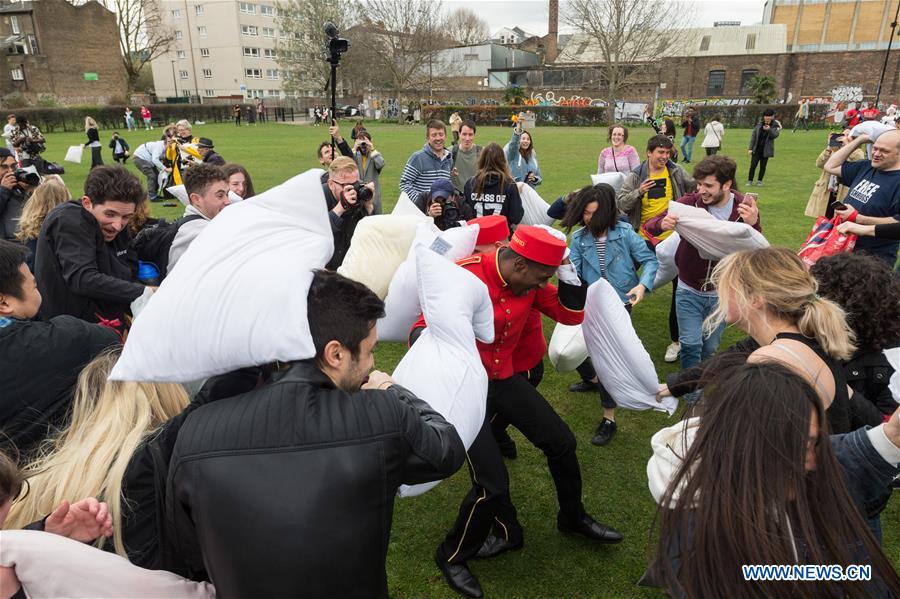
{"left": 513, "top": 309, "right": 545, "bottom": 374}
{"left": 411, "top": 250, "right": 584, "bottom": 380}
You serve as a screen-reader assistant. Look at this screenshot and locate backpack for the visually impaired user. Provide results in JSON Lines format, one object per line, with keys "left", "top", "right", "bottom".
{"left": 131, "top": 214, "right": 204, "bottom": 278}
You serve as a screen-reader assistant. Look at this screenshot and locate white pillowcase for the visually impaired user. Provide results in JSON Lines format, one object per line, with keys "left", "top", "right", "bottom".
{"left": 582, "top": 279, "right": 676, "bottom": 415}
{"left": 391, "top": 191, "right": 427, "bottom": 217}
{"left": 110, "top": 169, "right": 333, "bottom": 382}
{"left": 395, "top": 247, "right": 493, "bottom": 497}
{"left": 337, "top": 214, "right": 431, "bottom": 299}
{"left": 548, "top": 324, "right": 589, "bottom": 372}
{"left": 653, "top": 231, "right": 681, "bottom": 288}
{"left": 518, "top": 183, "right": 555, "bottom": 226}
{"left": 886, "top": 347, "right": 900, "bottom": 404}
{"left": 590, "top": 172, "right": 627, "bottom": 193}
{"left": 378, "top": 222, "right": 479, "bottom": 342}
{"left": 668, "top": 200, "right": 769, "bottom": 261}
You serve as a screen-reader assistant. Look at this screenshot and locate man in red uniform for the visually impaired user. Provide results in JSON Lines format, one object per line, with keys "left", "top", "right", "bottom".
{"left": 412, "top": 225, "right": 623, "bottom": 598}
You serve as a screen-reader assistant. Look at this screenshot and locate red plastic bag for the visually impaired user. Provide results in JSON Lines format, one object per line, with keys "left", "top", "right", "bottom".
{"left": 798, "top": 215, "right": 857, "bottom": 268}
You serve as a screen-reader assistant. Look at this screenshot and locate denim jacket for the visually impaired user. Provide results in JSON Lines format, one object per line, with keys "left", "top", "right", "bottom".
{"left": 506, "top": 130, "right": 542, "bottom": 187}
{"left": 569, "top": 221, "right": 659, "bottom": 302}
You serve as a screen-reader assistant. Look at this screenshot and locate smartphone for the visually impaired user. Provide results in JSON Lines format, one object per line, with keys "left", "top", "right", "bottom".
{"left": 830, "top": 201, "right": 846, "bottom": 211}
{"left": 828, "top": 133, "right": 843, "bottom": 148}
{"left": 647, "top": 178, "right": 667, "bottom": 199}
{"left": 742, "top": 192, "right": 758, "bottom": 205}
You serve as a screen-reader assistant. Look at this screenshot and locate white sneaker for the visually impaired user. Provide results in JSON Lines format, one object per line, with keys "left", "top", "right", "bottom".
{"left": 664, "top": 342, "right": 680, "bottom": 363}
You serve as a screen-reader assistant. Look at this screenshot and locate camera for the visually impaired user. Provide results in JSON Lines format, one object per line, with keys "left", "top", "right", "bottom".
{"left": 340, "top": 181, "right": 373, "bottom": 210}
{"left": 14, "top": 168, "right": 40, "bottom": 187}
{"left": 441, "top": 199, "right": 460, "bottom": 229}
{"left": 324, "top": 22, "right": 349, "bottom": 64}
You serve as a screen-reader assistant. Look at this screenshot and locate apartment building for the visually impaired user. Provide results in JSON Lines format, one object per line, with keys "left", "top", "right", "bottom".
{"left": 763, "top": 0, "right": 897, "bottom": 52}
{"left": 150, "top": 0, "right": 286, "bottom": 102}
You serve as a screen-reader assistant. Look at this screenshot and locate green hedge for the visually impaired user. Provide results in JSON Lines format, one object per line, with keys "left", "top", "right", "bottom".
{"left": 11, "top": 104, "right": 241, "bottom": 133}
{"left": 422, "top": 105, "right": 608, "bottom": 127}
{"left": 678, "top": 103, "right": 833, "bottom": 129}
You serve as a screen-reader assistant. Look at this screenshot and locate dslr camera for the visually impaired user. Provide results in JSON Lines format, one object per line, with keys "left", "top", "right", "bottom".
{"left": 339, "top": 181, "right": 373, "bottom": 210}
{"left": 14, "top": 168, "right": 40, "bottom": 187}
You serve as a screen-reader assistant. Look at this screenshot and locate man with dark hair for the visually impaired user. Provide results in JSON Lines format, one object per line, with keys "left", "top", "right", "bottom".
{"left": 746, "top": 108, "right": 781, "bottom": 186}
{"left": 0, "top": 147, "right": 35, "bottom": 241}
{"left": 400, "top": 119, "right": 453, "bottom": 205}
{"left": 34, "top": 165, "right": 149, "bottom": 325}
{"left": 167, "top": 163, "right": 229, "bottom": 272}
{"left": 167, "top": 269, "right": 464, "bottom": 598}
{"left": 450, "top": 119, "right": 482, "bottom": 194}
{"left": 0, "top": 239, "right": 119, "bottom": 456}
{"left": 644, "top": 155, "right": 761, "bottom": 371}
{"left": 413, "top": 226, "right": 623, "bottom": 599}
{"left": 679, "top": 107, "right": 701, "bottom": 163}
{"left": 616, "top": 134, "right": 695, "bottom": 366}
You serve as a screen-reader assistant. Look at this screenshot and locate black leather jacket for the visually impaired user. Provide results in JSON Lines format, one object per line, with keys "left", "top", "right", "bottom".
{"left": 166, "top": 360, "right": 465, "bottom": 598}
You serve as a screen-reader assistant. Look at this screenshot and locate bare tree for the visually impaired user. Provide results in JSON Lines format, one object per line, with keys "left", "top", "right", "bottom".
{"left": 445, "top": 7, "right": 489, "bottom": 46}
{"left": 92, "top": 0, "right": 176, "bottom": 94}
{"left": 563, "top": 0, "right": 694, "bottom": 121}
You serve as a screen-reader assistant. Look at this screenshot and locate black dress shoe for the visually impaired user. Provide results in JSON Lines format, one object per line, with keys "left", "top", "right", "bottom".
{"left": 557, "top": 512, "right": 624, "bottom": 544}
{"left": 475, "top": 533, "right": 523, "bottom": 559}
{"left": 435, "top": 552, "right": 484, "bottom": 598}
{"left": 568, "top": 379, "right": 598, "bottom": 393}
{"left": 591, "top": 418, "right": 617, "bottom": 446}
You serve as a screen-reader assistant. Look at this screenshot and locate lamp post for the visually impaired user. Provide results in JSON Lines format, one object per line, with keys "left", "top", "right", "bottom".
{"left": 170, "top": 60, "right": 179, "bottom": 99}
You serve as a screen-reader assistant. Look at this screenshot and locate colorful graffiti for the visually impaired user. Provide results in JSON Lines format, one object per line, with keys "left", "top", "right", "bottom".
{"left": 656, "top": 97, "right": 750, "bottom": 117}
{"left": 525, "top": 91, "right": 605, "bottom": 107}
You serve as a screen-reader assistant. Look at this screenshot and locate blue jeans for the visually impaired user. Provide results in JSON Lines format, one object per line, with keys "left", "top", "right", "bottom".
{"left": 680, "top": 135, "right": 696, "bottom": 162}
{"left": 675, "top": 287, "right": 725, "bottom": 369}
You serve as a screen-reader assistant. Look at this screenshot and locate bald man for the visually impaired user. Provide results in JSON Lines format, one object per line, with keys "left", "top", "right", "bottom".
{"left": 825, "top": 129, "right": 900, "bottom": 265}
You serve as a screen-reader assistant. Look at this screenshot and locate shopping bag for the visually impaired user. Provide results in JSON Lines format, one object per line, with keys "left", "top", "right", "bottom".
{"left": 64, "top": 145, "right": 83, "bottom": 164}
{"left": 797, "top": 215, "right": 857, "bottom": 268}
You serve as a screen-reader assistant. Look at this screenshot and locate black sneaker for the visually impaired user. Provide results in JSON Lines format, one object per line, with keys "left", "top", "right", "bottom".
{"left": 591, "top": 418, "right": 616, "bottom": 446}
{"left": 568, "top": 380, "right": 598, "bottom": 393}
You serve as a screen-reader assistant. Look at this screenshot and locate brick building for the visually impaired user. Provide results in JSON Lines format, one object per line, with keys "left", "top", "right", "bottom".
{"left": 0, "top": 0, "right": 127, "bottom": 105}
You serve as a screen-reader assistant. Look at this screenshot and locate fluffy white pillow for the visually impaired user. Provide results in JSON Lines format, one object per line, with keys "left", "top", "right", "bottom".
{"left": 391, "top": 191, "right": 428, "bottom": 217}
{"left": 582, "top": 279, "right": 676, "bottom": 415}
{"left": 395, "top": 247, "right": 493, "bottom": 497}
{"left": 378, "top": 222, "right": 479, "bottom": 342}
{"left": 337, "top": 214, "right": 430, "bottom": 299}
{"left": 886, "top": 347, "right": 900, "bottom": 403}
{"left": 548, "top": 323, "right": 588, "bottom": 372}
{"left": 110, "top": 169, "right": 333, "bottom": 382}
{"left": 518, "top": 183, "right": 555, "bottom": 226}
{"left": 653, "top": 231, "right": 681, "bottom": 288}
{"left": 668, "top": 200, "right": 768, "bottom": 261}
{"left": 590, "top": 172, "right": 627, "bottom": 192}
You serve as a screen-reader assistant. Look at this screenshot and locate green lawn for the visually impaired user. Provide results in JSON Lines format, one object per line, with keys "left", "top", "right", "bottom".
{"left": 39, "top": 121, "right": 898, "bottom": 597}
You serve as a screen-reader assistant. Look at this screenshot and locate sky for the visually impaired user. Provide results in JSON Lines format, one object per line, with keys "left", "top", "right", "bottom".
{"left": 443, "top": 0, "right": 770, "bottom": 36}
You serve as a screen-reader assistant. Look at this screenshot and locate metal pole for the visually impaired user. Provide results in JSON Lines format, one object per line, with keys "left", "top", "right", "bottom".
{"left": 171, "top": 60, "right": 178, "bottom": 99}
{"left": 875, "top": 0, "right": 900, "bottom": 107}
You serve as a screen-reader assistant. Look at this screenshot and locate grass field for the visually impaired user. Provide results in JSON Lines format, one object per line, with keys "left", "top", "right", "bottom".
{"left": 39, "top": 121, "right": 898, "bottom": 597}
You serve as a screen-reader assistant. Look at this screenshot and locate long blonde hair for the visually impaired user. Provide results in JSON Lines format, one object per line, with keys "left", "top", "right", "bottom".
{"left": 15, "top": 176, "right": 71, "bottom": 241}
{"left": 84, "top": 116, "right": 98, "bottom": 132}
{"left": 706, "top": 247, "right": 856, "bottom": 361}
{"left": 5, "top": 349, "right": 189, "bottom": 556}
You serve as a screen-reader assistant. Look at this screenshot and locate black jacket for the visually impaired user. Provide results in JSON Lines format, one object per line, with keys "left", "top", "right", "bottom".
{"left": 323, "top": 183, "right": 367, "bottom": 270}
{"left": 845, "top": 349, "right": 898, "bottom": 417}
{"left": 202, "top": 150, "right": 225, "bottom": 166}
{"left": 463, "top": 174, "right": 524, "bottom": 226}
{"left": 166, "top": 360, "right": 465, "bottom": 598}
{"left": 84, "top": 127, "right": 100, "bottom": 146}
{"left": 0, "top": 315, "right": 119, "bottom": 457}
{"left": 108, "top": 137, "right": 130, "bottom": 154}
{"left": 34, "top": 201, "right": 144, "bottom": 324}
{"left": 0, "top": 184, "right": 28, "bottom": 241}
{"left": 681, "top": 116, "right": 701, "bottom": 137}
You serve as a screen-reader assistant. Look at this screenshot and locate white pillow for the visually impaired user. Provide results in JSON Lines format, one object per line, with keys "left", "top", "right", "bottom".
{"left": 653, "top": 231, "right": 681, "bottom": 288}
{"left": 378, "top": 222, "right": 479, "bottom": 342}
{"left": 518, "top": 183, "right": 555, "bottom": 226}
{"left": 668, "top": 200, "right": 769, "bottom": 261}
{"left": 391, "top": 191, "right": 428, "bottom": 217}
{"left": 850, "top": 121, "right": 895, "bottom": 141}
{"left": 591, "top": 172, "right": 627, "bottom": 193}
{"left": 166, "top": 184, "right": 189, "bottom": 207}
{"left": 110, "top": 169, "right": 333, "bottom": 382}
{"left": 582, "top": 279, "right": 676, "bottom": 415}
{"left": 548, "top": 323, "right": 588, "bottom": 372}
{"left": 337, "top": 215, "right": 430, "bottom": 299}
{"left": 885, "top": 347, "right": 900, "bottom": 404}
{"left": 395, "top": 247, "right": 493, "bottom": 497}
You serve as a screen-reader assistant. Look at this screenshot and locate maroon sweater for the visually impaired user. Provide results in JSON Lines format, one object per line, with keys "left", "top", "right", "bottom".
{"left": 644, "top": 191, "right": 762, "bottom": 292}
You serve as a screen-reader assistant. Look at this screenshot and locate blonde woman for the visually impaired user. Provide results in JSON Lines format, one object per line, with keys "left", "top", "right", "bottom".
{"left": 83, "top": 117, "right": 102, "bottom": 169}
{"left": 5, "top": 348, "right": 190, "bottom": 568}
{"left": 15, "top": 176, "right": 70, "bottom": 270}
{"left": 659, "top": 246, "right": 857, "bottom": 433}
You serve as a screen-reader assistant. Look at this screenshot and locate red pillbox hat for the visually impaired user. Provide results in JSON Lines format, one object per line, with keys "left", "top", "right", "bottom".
{"left": 468, "top": 215, "right": 509, "bottom": 245}
{"left": 509, "top": 225, "right": 566, "bottom": 266}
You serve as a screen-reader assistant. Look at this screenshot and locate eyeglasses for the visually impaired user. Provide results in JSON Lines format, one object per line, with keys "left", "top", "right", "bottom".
{"left": 330, "top": 178, "right": 360, "bottom": 188}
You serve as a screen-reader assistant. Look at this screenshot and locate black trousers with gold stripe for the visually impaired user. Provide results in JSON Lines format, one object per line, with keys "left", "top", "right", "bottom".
{"left": 436, "top": 373, "right": 585, "bottom": 565}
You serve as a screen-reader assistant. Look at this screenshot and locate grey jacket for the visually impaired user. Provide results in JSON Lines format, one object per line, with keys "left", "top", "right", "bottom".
{"left": 354, "top": 149, "right": 385, "bottom": 215}
{"left": 748, "top": 119, "right": 782, "bottom": 158}
{"left": 616, "top": 160, "right": 696, "bottom": 232}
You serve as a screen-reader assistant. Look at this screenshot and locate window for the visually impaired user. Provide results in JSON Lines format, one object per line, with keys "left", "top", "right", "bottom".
{"left": 263, "top": 27, "right": 275, "bottom": 37}
{"left": 265, "top": 68, "right": 278, "bottom": 79}
{"left": 739, "top": 69, "right": 758, "bottom": 95}
{"left": 179, "top": 69, "right": 189, "bottom": 79}
{"left": 177, "top": 50, "right": 186, "bottom": 59}
{"left": 247, "top": 89, "right": 263, "bottom": 98}
{"left": 198, "top": 26, "right": 208, "bottom": 38}
{"left": 183, "top": 90, "right": 191, "bottom": 98}
{"left": 204, "top": 89, "right": 215, "bottom": 97}
{"left": 202, "top": 68, "right": 212, "bottom": 78}
{"left": 10, "top": 15, "right": 19, "bottom": 34}
{"left": 171, "top": 9, "right": 181, "bottom": 18}
{"left": 27, "top": 34, "right": 38, "bottom": 55}
{"left": 200, "top": 47, "right": 210, "bottom": 57}
{"left": 10, "top": 67, "right": 23, "bottom": 81}
{"left": 264, "top": 48, "right": 277, "bottom": 58}
{"left": 195, "top": 4, "right": 204, "bottom": 16}
{"left": 745, "top": 34, "right": 756, "bottom": 50}
{"left": 241, "top": 25, "right": 258, "bottom": 36}
{"left": 245, "top": 68, "right": 262, "bottom": 78}
{"left": 260, "top": 5, "right": 275, "bottom": 16}
{"left": 699, "top": 35, "right": 711, "bottom": 51}
{"left": 707, "top": 70, "right": 725, "bottom": 96}
{"left": 243, "top": 47, "right": 260, "bottom": 57}
{"left": 267, "top": 89, "right": 280, "bottom": 97}
{"left": 175, "top": 30, "right": 183, "bottom": 40}
{"left": 239, "top": 2, "right": 256, "bottom": 14}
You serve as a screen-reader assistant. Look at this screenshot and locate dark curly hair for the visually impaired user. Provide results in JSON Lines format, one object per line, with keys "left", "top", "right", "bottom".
{"left": 810, "top": 253, "right": 900, "bottom": 352}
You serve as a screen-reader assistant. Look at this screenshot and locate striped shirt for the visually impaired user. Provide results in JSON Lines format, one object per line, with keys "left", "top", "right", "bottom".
{"left": 594, "top": 235, "right": 608, "bottom": 279}
{"left": 399, "top": 143, "right": 453, "bottom": 204}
